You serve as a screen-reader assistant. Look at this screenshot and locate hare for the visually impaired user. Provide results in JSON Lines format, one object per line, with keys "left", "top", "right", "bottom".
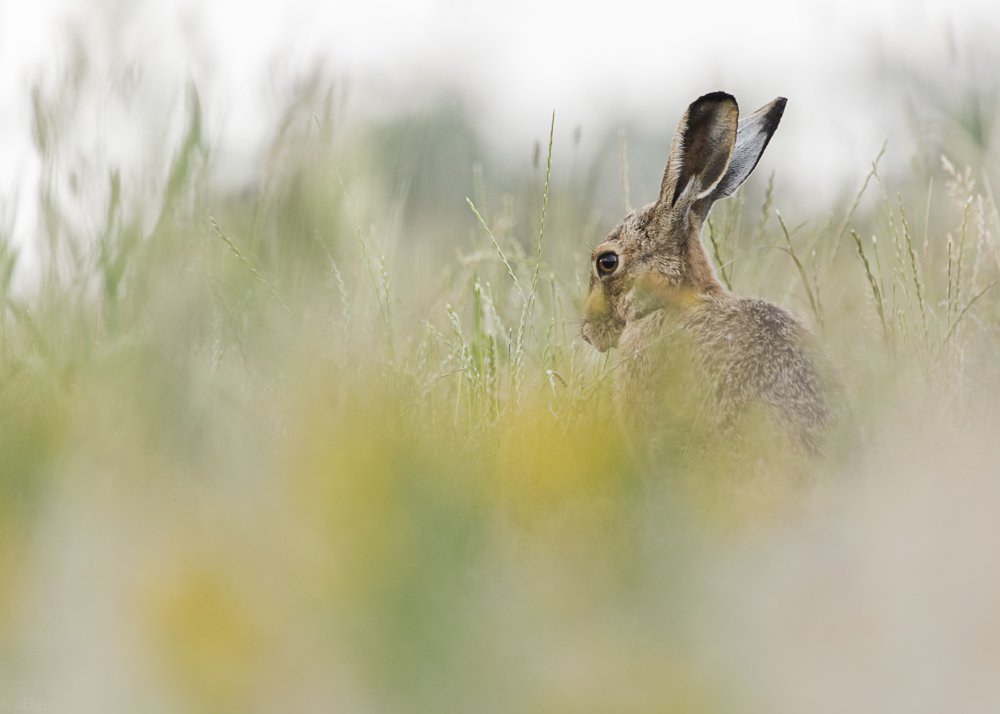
{"left": 581, "top": 92, "right": 841, "bottom": 457}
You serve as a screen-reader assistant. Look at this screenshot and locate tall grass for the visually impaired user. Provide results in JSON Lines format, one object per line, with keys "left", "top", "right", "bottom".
{"left": 3, "top": 50, "right": 1000, "bottom": 714}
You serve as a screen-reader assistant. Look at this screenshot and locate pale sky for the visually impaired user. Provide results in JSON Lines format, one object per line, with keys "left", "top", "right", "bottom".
{"left": 1, "top": 0, "right": 998, "bottom": 258}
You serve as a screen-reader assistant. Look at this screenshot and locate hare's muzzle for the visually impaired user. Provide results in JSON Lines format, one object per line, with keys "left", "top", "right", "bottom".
{"left": 580, "top": 319, "right": 612, "bottom": 353}
{"left": 581, "top": 291, "right": 617, "bottom": 352}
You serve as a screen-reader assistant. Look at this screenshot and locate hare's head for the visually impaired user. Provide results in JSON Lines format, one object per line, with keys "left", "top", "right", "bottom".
{"left": 581, "top": 92, "right": 786, "bottom": 352}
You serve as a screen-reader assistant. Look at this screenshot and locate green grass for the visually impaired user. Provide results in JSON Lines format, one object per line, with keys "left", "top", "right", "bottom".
{"left": 3, "top": 67, "right": 1000, "bottom": 714}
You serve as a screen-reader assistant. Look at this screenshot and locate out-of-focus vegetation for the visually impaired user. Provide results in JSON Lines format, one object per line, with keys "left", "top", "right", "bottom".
{"left": 3, "top": 38, "right": 1000, "bottom": 714}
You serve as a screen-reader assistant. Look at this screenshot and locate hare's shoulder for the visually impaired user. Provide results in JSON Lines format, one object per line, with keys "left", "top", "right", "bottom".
{"left": 684, "top": 295, "right": 807, "bottom": 349}
{"left": 618, "top": 296, "right": 807, "bottom": 357}
{"left": 683, "top": 296, "right": 828, "bottom": 396}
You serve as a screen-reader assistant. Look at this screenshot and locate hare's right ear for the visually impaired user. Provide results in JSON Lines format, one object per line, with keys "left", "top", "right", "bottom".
{"left": 657, "top": 92, "right": 739, "bottom": 213}
{"left": 703, "top": 97, "right": 786, "bottom": 204}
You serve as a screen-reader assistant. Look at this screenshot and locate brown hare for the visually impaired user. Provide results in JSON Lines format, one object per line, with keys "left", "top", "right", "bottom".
{"left": 581, "top": 92, "right": 841, "bottom": 457}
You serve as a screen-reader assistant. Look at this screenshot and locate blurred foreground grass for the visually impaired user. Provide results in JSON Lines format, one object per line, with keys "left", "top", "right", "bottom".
{"left": 3, "top": 64, "right": 1000, "bottom": 714}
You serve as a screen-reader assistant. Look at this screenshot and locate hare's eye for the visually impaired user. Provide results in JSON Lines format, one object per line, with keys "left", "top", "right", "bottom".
{"left": 597, "top": 252, "right": 619, "bottom": 275}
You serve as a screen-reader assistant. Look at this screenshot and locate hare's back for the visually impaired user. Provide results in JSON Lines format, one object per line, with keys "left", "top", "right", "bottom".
{"left": 685, "top": 296, "right": 836, "bottom": 449}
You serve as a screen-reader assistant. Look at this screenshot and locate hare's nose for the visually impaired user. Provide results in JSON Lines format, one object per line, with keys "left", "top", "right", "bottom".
{"left": 580, "top": 324, "right": 592, "bottom": 345}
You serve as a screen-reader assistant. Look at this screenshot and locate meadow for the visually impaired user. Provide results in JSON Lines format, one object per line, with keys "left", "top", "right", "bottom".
{"left": 2, "top": 55, "right": 1000, "bottom": 713}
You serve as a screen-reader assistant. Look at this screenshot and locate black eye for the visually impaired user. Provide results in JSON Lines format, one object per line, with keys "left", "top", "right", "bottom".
{"left": 597, "top": 252, "right": 619, "bottom": 275}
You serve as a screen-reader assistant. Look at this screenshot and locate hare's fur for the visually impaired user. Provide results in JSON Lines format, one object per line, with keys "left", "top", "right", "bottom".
{"left": 581, "top": 92, "right": 840, "bottom": 455}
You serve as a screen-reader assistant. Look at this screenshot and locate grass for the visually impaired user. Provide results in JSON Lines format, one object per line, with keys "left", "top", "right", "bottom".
{"left": 3, "top": 57, "right": 1000, "bottom": 714}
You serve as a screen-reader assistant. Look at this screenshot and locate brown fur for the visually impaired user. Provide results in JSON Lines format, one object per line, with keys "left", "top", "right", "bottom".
{"left": 581, "top": 92, "right": 841, "bottom": 456}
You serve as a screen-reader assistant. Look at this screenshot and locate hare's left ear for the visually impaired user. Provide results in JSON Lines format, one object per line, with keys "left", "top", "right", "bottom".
{"left": 657, "top": 92, "right": 739, "bottom": 212}
{"left": 701, "top": 97, "right": 786, "bottom": 205}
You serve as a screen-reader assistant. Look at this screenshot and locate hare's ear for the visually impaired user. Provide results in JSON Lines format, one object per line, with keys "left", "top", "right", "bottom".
{"left": 657, "top": 92, "right": 739, "bottom": 211}
{"left": 703, "top": 97, "right": 786, "bottom": 204}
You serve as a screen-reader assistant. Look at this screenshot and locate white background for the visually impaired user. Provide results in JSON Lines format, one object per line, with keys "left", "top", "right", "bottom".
{"left": 1, "top": 0, "right": 998, "bottom": 250}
